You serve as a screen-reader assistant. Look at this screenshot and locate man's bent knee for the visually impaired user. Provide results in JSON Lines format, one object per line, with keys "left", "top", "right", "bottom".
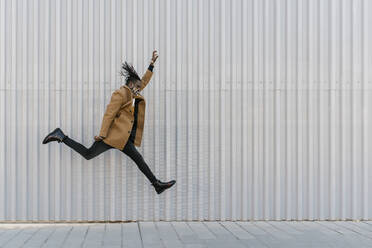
{"left": 84, "top": 152, "right": 94, "bottom": 160}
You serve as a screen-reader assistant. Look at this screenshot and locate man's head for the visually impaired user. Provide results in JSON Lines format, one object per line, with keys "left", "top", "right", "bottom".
{"left": 120, "top": 61, "right": 142, "bottom": 92}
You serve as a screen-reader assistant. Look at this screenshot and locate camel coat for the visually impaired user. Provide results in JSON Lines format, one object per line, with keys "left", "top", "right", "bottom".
{"left": 98, "top": 69, "right": 153, "bottom": 150}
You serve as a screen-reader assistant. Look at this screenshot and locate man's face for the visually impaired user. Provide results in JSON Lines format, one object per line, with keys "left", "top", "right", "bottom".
{"left": 128, "top": 80, "right": 142, "bottom": 94}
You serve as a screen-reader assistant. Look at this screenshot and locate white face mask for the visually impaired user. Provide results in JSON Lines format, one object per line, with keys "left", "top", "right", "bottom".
{"left": 132, "top": 87, "right": 140, "bottom": 95}
{"left": 129, "top": 82, "right": 141, "bottom": 95}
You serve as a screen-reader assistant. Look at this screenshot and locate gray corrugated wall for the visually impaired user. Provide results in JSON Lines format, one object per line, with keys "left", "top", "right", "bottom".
{"left": 1, "top": 0, "right": 372, "bottom": 221}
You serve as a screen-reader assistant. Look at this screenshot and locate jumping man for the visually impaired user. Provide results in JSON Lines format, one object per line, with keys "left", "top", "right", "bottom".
{"left": 42, "top": 50, "right": 176, "bottom": 194}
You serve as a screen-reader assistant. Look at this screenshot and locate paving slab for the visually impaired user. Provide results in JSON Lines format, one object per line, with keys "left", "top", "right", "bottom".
{"left": 0, "top": 221, "right": 370, "bottom": 248}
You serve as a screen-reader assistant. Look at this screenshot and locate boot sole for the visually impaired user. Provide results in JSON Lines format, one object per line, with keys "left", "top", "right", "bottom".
{"left": 156, "top": 181, "right": 176, "bottom": 194}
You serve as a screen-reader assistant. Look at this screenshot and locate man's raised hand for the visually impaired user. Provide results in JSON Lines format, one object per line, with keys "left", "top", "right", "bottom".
{"left": 151, "top": 50, "right": 158, "bottom": 64}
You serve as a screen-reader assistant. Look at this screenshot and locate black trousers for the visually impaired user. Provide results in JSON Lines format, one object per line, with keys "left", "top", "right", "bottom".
{"left": 62, "top": 135, "right": 157, "bottom": 184}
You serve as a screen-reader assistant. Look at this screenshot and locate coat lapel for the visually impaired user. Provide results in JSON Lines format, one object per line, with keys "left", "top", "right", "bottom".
{"left": 120, "top": 85, "right": 146, "bottom": 107}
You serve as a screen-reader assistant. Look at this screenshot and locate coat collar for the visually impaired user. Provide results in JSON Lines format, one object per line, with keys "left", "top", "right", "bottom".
{"left": 120, "top": 85, "right": 145, "bottom": 102}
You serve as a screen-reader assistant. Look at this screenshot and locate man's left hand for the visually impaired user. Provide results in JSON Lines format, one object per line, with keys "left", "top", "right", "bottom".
{"left": 151, "top": 50, "right": 158, "bottom": 64}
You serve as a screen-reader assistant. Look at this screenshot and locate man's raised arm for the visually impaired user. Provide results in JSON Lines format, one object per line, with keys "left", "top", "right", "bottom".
{"left": 139, "top": 50, "right": 158, "bottom": 92}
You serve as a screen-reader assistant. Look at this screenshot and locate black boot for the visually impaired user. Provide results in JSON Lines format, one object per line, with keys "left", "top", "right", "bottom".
{"left": 42, "top": 128, "right": 67, "bottom": 144}
{"left": 152, "top": 179, "right": 176, "bottom": 194}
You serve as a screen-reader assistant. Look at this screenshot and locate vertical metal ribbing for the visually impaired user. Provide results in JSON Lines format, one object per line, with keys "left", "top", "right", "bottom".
{"left": 9, "top": 0, "right": 16, "bottom": 221}
{"left": 110, "top": 0, "right": 117, "bottom": 221}
{"left": 1, "top": 0, "right": 372, "bottom": 221}
{"left": 252, "top": 0, "right": 259, "bottom": 220}
{"left": 258, "top": 0, "right": 264, "bottom": 220}
{"left": 142, "top": 0, "right": 149, "bottom": 222}
{"left": 198, "top": 0, "right": 206, "bottom": 221}
{"left": 340, "top": 0, "right": 346, "bottom": 220}
{"left": 329, "top": 0, "right": 336, "bottom": 221}
{"left": 239, "top": 0, "right": 246, "bottom": 221}
{"left": 121, "top": 0, "right": 126, "bottom": 221}
{"left": 136, "top": 0, "right": 142, "bottom": 221}
{"left": 20, "top": 0, "right": 28, "bottom": 221}
{"left": 262, "top": 0, "right": 268, "bottom": 220}
{"left": 317, "top": 0, "right": 321, "bottom": 219}
{"left": 65, "top": 0, "right": 72, "bottom": 220}
{"left": 351, "top": 0, "right": 364, "bottom": 221}
{"left": 175, "top": 0, "right": 182, "bottom": 221}
{"left": 89, "top": 0, "right": 97, "bottom": 221}
{"left": 219, "top": 0, "right": 226, "bottom": 221}
{"left": 45, "top": 0, "right": 51, "bottom": 220}
{"left": 318, "top": 0, "right": 324, "bottom": 220}
{"left": 203, "top": 0, "right": 209, "bottom": 220}
{"left": 230, "top": 0, "right": 236, "bottom": 221}
{"left": 131, "top": 0, "right": 137, "bottom": 221}
{"left": 351, "top": 0, "right": 356, "bottom": 220}
{"left": 273, "top": 0, "right": 281, "bottom": 221}
{"left": 81, "top": 0, "right": 87, "bottom": 221}
{"left": 84, "top": 0, "right": 90, "bottom": 221}
{"left": 284, "top": 0, "right": 290, "bottom": 220}
{"left": 0, "top": 0, "right": 6, "bottom": 221}
{"left": 153, "top": 0, "right": 160, "bottom": 221}
{"left": 361, "top": 0, "right": 368, "bottom": 220}
{"left": 55, "top": 0, "right": 61, "bottom": 221}
{"left": 191, "top": 0, "right": 198, "bottom": 221}
{"left": 307, "top": 0, "right": 313, "bottom": 220}
{"left": 186, "top": 0, "right": 192, "bottom": 221}
{"left": 165, "top": 0, "right": 171, "bottom": 221}
{"left": 75, "top": 0, "right": 82, "bottom": 220}
{"left": 208, "top": 0, "right": 214, "bottom": 221}
{"left": 296, "top": 0, "right": 302, "bottom": 220}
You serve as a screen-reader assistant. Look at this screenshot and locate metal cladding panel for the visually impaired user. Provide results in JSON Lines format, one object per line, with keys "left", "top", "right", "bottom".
{"left": 0, "top": 0, "right": 372, "bottom": 221}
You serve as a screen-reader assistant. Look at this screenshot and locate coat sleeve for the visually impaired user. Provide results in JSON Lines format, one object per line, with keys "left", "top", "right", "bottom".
{"left": 139, "top": 68, "right": 154, "bottom": 91}
{"left": 99, "top": 90, "right": 125, "bottom": 138}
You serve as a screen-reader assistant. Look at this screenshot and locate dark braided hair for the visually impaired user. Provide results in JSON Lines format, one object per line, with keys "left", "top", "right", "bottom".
{"left": 120, "top": 61, "right": 141, "bottom": 86}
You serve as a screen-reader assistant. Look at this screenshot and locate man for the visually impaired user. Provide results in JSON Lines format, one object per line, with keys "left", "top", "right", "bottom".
{"left": 42, "top": 50, "right": 176, "bottom": 194}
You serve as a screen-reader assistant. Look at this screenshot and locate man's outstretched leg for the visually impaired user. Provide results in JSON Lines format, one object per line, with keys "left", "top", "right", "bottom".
{"left": 42, "top": 127, "right": 113, "bottom": 160}
{"left": 121, "top": 139, "right": 176, "bottom": 194}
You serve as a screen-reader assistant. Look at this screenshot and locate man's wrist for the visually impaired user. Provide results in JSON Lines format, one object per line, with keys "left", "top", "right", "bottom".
{"left": 148, "top": 63, "right": 154, "bottom": 72}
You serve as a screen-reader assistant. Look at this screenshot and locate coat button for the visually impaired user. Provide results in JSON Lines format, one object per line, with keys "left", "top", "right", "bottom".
{"left": 128, "top": 131, "right": 130, "bottom": 133}
{"left": 131, "top": 120, "right": 134, "bottom": 123}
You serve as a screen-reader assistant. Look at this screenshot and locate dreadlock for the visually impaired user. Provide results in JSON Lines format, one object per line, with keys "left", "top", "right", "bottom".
{"left": 120, "top": 61, "right": 141, "bottom": 86}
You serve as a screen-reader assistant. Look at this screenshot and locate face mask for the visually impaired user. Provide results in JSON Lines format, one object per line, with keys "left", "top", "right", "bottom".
{"left": 128, "top": 81, "right": 141, "bottom": 95}
{"left": 131, "top": 87, "right": 140, "bottom": 95}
